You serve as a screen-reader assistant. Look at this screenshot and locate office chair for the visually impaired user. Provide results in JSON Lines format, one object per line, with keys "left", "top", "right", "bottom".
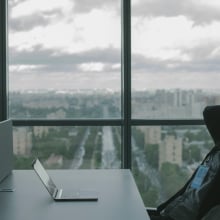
{"left": 203, "top": 105, "right": 220, "bottom": 145}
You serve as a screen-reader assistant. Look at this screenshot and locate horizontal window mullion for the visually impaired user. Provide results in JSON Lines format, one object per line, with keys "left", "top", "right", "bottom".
{"left": 12, "top": 119, "right": 123, "bottom": 127}
{"left": 131, "top": 119, "right": 204, "bottom": 126}
{"left": 12, "top": 119, "right": 204, "bottom": 127}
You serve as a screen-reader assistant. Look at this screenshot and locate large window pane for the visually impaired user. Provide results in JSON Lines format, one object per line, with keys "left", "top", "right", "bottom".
{"left": 8, "top": 0, "right": 121, "bottom": 119}
{"left": 13, "top": 126, "right": 121, "bottom": 169}
{"left": 131, "top": 0, "right": 220, "bottom": 119}
{"left": 132, "top": 126, "right": 213, "bottom": 207}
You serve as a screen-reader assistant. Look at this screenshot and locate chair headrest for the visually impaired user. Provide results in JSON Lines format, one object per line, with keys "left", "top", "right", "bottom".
{"left": 203, "top": 105, "right": 220, "bottom": 144}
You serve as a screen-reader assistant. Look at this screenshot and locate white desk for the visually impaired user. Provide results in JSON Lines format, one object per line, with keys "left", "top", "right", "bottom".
{"left": 0, "top": 169, "right": 150, "bottom": 220}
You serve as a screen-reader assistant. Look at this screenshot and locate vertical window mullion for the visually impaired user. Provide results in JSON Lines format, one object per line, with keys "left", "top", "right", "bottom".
{"left": 121, "top": 0, "right": 131, "bottom": 169}
{"left": 0, "top": 0, "right": 7, "bottom": 121}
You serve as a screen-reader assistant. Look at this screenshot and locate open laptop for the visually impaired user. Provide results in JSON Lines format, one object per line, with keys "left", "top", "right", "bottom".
{"left": 32, "top": 158, "right": 98, "bottom": 201}
{"left": 0, "top": 120, "right": 13, "bottom": 184}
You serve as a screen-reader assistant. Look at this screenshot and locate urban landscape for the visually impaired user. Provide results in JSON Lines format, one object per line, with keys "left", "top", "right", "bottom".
{"left": 10, "top": 89, "right": 218, "bottom": 206}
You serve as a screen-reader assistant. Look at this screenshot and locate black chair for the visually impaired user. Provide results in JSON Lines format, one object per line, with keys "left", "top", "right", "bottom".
{"left": 203, "top": 105, "right": 220, "bottom": 145}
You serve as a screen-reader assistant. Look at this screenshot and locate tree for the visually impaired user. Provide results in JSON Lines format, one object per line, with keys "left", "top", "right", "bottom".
{"left": 183, "top": 145, "right": 201, "bottom": 164}
{"left": 160, "top": 162, "right": 189, "bottom": 199}
{"left": 145, "top": 144, "right": 159, "bottom": 169}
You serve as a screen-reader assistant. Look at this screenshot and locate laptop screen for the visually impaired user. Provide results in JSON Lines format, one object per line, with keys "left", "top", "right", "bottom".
{"left": 32, "top": 159, "right": 57, "bottom": 196}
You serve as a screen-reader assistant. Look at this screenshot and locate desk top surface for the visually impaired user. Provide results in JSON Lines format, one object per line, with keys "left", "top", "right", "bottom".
{"left": 0, "top": 169, "right": 150, "bottom": 220}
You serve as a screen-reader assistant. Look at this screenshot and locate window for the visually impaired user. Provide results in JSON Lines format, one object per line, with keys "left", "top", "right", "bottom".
{"left": 8, "top": 0, "right": 121, "bottom": 119}
{"left": 131, "top": 0, "right": 220, "bottom": 119}
{"left": 1, "top": 0, "right": 220, "bottom": 207}
{"left": 131, "top": 0, "right": 220, "bottom": 206}
{"left": 13, "top": 126, "right": 121, "bottom": 169}
{"left": 132, "top": 125, "right": 213, "bottom": 206}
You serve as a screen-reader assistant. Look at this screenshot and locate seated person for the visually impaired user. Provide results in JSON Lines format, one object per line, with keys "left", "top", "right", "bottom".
{"left": 149, "top": 106, "right": 220, "bottom": 220}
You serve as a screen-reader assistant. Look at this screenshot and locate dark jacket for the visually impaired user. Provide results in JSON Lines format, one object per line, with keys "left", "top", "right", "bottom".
{"left": 158, "top": 145, "right": 220, "bottom": 220}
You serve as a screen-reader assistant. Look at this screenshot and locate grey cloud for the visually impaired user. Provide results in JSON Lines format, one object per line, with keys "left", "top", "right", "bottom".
{"left": 132, "top": 0, "right": 220, "bottom": 24}
{"left": 132, "top": 41, "right": 220, "bottom": 75}
{"left": 172, "top": 58, "right": 220, "bottom": 74}
{"left": 165, "top": 42, "right": 220, "bottom": 73}
{"left": 9, "top": 9, "right": 63, "bottom": 31}
{"left": 132, "top": 53, "right": 167, "bottom": 73}
{"left": 10, "top": 14, "right": 48, "bottom": 31}
{"left": 179, "top": 45, "right": 220, "bottom": 73}
{"left": 73, "top": 0, "right": 119, "bottom": 13}
{"left": 9, "top": 45, "right": 120, "bottom": 74}
{"left": 185, "top": 44, "right": 217, "bottom": 61}
{"left": 9, "top": 41, "right": 220, "bottom": 76}
{"left": 8, "top": 0, "right": 27, "bottom": 8}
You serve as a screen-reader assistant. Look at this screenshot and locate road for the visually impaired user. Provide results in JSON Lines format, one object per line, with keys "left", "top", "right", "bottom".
{"left": 101, "top": 126, "right": 117, "bottom": 168}
{"left": 69, "top": 128, "right": 90, "bottom": 169}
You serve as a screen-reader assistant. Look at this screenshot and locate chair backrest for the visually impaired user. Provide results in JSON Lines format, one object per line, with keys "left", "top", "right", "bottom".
{"left": 203, "top": 105, "right": 220, "bottom": 145}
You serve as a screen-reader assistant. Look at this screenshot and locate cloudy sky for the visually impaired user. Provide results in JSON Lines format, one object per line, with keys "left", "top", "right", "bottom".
{"left": 8, "top": 0, "right": 220, "bottom": 91}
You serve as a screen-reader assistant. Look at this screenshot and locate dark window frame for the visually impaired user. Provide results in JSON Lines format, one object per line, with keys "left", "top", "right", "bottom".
{"left": 0, "top": 0, "right": 204, "bottom": 169}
